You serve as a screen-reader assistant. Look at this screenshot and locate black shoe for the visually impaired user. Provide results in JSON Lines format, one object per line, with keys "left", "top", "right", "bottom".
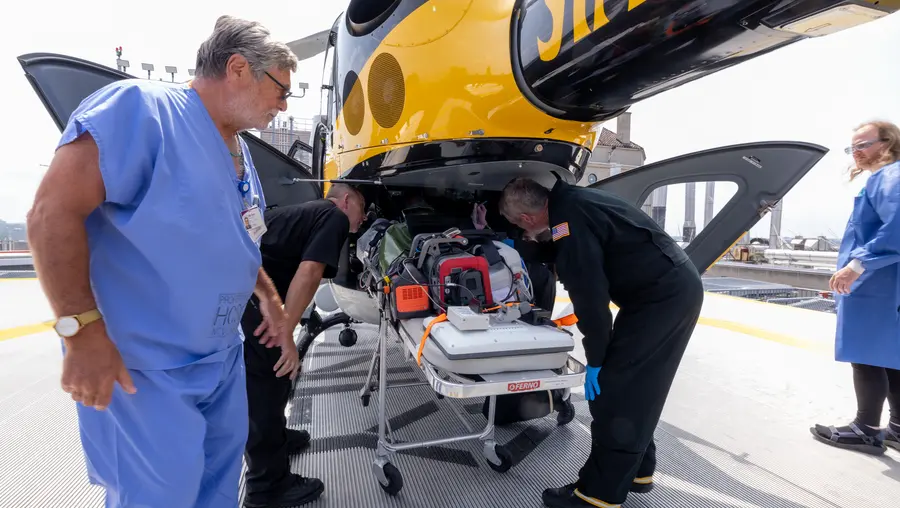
{"left": 287, "top": 429, "right": 311, "bottom": 455}
{"left": 243, "top": 474, "right": 324, "bottom": 508}
{"left": 884, "top": 426, "right": 900, "bottom": 452}
{"left": 631, "top": 476, "right": 654, "bottom": 493}
{"left": 556, "top": 397, "right": 575, "bottom": 426}
{"left": 542, "top": 483, "right": 613, "bottom": 507}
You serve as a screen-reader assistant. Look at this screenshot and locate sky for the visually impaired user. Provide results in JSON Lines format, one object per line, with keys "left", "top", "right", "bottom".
{"left": 1, "top": 1, "right": 898, "bottom": 242}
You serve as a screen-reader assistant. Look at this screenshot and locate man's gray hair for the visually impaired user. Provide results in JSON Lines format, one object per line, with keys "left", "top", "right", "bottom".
{"left": 326, "top": 183, "right": 365, "bottom": 204}
{"left": 195, "top": 15, "right": 298, "bottom": 80}
{"left": 499, "top": 177, "right": 550, "bottom": 217}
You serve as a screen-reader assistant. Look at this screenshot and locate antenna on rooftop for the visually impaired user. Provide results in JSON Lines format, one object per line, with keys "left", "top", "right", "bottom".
{"left": 114, "top": 46, "right": 129, "bottom": 73}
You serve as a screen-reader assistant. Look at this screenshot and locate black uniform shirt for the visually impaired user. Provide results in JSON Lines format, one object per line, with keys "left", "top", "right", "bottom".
{"left": 547, "top": 180, "right": 690, "bottom": 366}
{"left": 259, "top": 199, "right": 350, "bottom": 301}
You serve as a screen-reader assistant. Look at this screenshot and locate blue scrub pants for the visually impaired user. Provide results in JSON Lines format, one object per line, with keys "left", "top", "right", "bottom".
{"left": 75, "top": 344, "right": 248, "bottom": 508}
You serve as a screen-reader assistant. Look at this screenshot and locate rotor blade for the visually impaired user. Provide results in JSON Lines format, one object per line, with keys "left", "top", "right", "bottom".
{"left": 286, "top": 29, "right": 332, "bottom": 63}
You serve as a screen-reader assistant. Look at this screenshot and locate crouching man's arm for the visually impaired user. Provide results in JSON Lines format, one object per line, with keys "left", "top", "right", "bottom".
{"left": 283, "top": 261, "right": 326, "bottom": 334}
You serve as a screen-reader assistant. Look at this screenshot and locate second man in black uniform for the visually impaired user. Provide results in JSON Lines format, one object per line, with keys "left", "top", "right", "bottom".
{"left": 240, "top": 183, "right": 366, "bottom": 508}
{"left": 499, "top": 177, "right": 704, "bottom": 508}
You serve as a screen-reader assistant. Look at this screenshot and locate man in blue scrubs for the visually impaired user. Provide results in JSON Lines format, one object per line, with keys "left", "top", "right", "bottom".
{"left": 26, "top": 15, "right": 299, "bottom": 508}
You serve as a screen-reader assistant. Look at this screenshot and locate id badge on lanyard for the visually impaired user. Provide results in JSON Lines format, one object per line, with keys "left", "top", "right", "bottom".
{"left": 238, "top": 179, "right": 267, "bottom": 243}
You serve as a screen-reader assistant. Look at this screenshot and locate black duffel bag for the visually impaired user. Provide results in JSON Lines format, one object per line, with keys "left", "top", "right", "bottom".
{"left": 482, "top": 388, "right": 571, "bottom": 426}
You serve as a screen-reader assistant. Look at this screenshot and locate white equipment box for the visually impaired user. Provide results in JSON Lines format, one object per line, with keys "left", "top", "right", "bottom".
{"left": 447, "top": 306, "right": 490, "bottom": 331}
{"left": 423, "top": 315, "right": 573, "bottom": 361}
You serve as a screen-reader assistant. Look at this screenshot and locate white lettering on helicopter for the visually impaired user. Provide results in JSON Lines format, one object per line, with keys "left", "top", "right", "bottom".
{"left": 537, "top": 0, "right": 647, "bottom": 62}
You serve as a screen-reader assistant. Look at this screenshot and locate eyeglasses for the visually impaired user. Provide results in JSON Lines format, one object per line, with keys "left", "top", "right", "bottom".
{"left": 845, "top": 139, "right": 887, "bottom": 154}
{"left": 264, "top": 71, "right": 293, "bottom": 101}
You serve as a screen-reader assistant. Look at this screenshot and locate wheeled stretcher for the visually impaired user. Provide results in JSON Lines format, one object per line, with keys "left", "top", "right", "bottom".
{"left": 346, "top": 226, "right": 586, "bottom": 496}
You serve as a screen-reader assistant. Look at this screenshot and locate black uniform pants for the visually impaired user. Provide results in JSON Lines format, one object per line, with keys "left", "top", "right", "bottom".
{"left": 577, "top": 261, "right": 704, "bottom": 504}
{"left": 241, "top": 296, "right": 294, "bottom": 496}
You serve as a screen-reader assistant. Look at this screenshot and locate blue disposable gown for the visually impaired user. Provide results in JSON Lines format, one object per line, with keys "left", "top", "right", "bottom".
{"left": 835, "top": 161, "right": 900, "bottom": 370}
{"left": 57, "top": 78, "right": 267, "bottom": 508}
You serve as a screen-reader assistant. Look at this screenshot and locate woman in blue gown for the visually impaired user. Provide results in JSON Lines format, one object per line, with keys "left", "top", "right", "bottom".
{"left": 811, "top": 120, "right": 900, "bottom": 455}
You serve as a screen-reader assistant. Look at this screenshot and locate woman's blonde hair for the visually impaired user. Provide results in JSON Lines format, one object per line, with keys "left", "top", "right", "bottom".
{"left": 849, "top": 120, "right": 900, "bottom": 181}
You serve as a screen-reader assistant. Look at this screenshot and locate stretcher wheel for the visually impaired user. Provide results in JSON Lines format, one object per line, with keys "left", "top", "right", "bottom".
{"left": 374, "top": 461, "right": 403, "bottom": 496}
{"left": 339, "top": 328, "right": 357, "bottom": 347}
{"left": 484, "top": 443, "right": 513, "bottom": 473}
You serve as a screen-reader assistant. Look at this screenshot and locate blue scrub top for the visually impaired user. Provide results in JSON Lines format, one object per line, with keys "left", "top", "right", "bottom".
{"left": 835, "top": 161, "right": 900, "bottom": 370}
{"left": 58, "top": 79, "right": 266, "bottom": 371}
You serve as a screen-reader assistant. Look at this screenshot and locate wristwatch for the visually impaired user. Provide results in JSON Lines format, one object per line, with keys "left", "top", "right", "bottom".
{"left": 53, "top": 309, "right": 103, "bottom": 338}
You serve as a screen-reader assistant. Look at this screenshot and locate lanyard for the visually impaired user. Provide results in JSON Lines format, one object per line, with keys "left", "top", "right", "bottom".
{"left": 233, "top": 142, "right": 254, "bottom": 210}
{"left": 186, "top": 82, "right": 255, "bottom": 210}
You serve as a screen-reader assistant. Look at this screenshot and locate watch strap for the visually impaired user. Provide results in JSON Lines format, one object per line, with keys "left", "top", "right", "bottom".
{"left": 75, "top": 308, "right": 103, "bottom": 327}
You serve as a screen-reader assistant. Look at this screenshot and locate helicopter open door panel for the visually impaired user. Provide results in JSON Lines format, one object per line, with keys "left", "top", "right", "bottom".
{"left": 17, "top": 52, "right": 321, "bottom": 210}
{"left": 589, "top": 141, "right": 827, "bottom": 274}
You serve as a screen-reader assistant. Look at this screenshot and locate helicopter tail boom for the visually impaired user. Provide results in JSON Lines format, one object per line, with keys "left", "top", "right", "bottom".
{"left": 512, "top": 0, "right": 896, "bottom": 122}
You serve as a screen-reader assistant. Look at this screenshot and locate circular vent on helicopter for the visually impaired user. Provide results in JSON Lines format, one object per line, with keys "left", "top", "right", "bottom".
{"left": 367, "top": 52, "right": 405, "bottom": 130}
{"left": 342, "top": 71, "right": 365, "bottom": 136}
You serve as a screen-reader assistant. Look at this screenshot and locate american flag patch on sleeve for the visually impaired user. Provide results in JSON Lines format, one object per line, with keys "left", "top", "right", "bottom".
{"left": 551, "top": 222, "right": 570, "bottom": 241}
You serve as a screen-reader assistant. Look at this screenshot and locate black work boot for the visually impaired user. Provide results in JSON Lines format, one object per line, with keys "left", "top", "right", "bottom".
{"left": 243, "top": 474, "right": 324, "bottom": 508}
{"left": 542, "top": 483, "right": 618, "bottom": 507}
{"left": 286, "top": 428, "right": 311, "bottom": 455}
{"left": 631, "top": 476, "right": 654, "bottom": 493}
{"left": 556, "top": 397, "right": 576, "bottom": 426}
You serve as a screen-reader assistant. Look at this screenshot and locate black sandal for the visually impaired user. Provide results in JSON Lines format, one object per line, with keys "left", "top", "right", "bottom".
{"left": 884, "top": 427, "right": 900, "bottom": 452}
{"left": 809, "top": 422, "right": 886, "bottom": 455}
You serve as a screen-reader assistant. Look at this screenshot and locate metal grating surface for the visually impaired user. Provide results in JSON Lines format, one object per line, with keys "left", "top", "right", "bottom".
{"left": 257, "top": 324, "right": 854, "bottom": 508}
{"left": 2, "top": 320, "right": 893, "bottom": 508}
{"left": 767, "top": 297, "right": 836, "bottom": 313}
{"left": 702, "top": 276, "right": 797, "bottom": 298}
{"left": 0, "top": 270, "right": 36, "bottom": 279}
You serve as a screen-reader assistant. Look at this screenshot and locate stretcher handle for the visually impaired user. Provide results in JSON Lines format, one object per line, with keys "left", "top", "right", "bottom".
{"left": 416, "top": 237, "right": 469, "bottom": 270}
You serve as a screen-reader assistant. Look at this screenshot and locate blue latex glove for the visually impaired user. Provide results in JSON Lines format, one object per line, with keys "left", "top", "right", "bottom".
{"left": 584, "top": 365, "right": 601, "bottom": 401}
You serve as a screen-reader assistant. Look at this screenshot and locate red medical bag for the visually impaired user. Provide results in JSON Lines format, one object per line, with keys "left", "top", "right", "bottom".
{"left": 427, "top": 253, "right": 493, "bottom": 309}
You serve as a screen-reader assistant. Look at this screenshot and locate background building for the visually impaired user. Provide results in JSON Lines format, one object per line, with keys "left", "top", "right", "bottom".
{"left": 0, "top": 220, "right": 28, "bottom": 251}
{"left": 579, "top": 112, "right": 646, "bottom": 185}
{"left": 577, "top": 112, "right": 668, "bottom": 227}
{"left": 256, "top": 113, "right": 313, "bottom": 155}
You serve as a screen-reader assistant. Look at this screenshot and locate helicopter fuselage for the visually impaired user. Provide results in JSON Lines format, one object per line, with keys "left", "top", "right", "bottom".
{"left": 315, "top": 0, "right": 894, "bottom": 193}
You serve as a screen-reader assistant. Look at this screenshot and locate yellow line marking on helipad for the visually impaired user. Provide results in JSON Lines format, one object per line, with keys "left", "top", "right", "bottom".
{"left": 553, "top": 296, "right": 829, "bottom": 353}
{"left": 0, "top": 321, "right": 53, "bottom": 342}
{"left": 0, "top": 294, "right": 832, "bottom": 351}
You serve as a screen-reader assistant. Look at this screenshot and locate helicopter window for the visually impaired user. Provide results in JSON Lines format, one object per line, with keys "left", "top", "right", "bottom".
{"left": 638, "top": 181, "right": 738, "bottom": 247}
{"left": 346, "top": 0, "right": 401, "bottom": 36}
{"left": 320, "top": 42, "right": 335, "bottom": 128}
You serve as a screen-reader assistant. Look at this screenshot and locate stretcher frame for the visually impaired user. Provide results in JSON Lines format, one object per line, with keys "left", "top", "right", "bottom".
{"left": 357, "top": 293, "right": 587, "bottom": 496}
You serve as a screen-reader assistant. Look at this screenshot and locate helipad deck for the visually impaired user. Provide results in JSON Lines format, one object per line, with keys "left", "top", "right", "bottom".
{"left": 1, "top": 278, "right": 896, "bottom": 507}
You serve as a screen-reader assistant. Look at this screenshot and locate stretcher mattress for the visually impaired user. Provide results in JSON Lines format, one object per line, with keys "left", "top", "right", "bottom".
{"left": 397, "top": 316, "right": 574, "bottom": 375}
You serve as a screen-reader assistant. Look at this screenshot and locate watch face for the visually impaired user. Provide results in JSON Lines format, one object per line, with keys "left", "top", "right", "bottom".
{"left": 54, "top": 317, "right": 80, "bottom": 337}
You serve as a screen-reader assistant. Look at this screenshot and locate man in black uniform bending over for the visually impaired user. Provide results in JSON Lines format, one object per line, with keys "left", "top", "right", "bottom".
{"left": 241, "top": 183, "right": 366, "bottom": 508}
{"left": 499, "top": 177, "right": 704, "bottom": 508}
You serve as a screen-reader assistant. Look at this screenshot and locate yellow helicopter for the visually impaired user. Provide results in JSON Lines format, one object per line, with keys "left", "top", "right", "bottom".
{"left": 17, "top": 0, "right": 898, "bottom": 343}
{"left": 275, "top": 0, "right": 899, "bottom": 342}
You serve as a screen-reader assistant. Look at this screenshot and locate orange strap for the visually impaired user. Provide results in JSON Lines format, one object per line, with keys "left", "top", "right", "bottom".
{"left": 417, "top": 314, "right": 447, "bottom": 365}
{"left": 553, "top": 313, "right": 578, "bottom": 327}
